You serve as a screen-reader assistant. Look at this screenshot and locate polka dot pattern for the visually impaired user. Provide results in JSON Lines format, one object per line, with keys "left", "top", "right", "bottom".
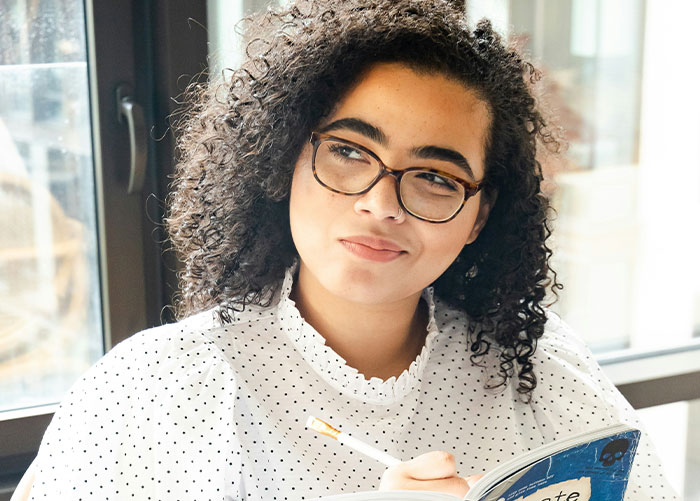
{"left": 27, "top": 268, "right": 678, "bottom": 500}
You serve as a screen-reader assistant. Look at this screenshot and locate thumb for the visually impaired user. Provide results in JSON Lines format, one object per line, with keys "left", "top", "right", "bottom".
{"left": 402, "top": 451, "right": 458, "bottom": 480}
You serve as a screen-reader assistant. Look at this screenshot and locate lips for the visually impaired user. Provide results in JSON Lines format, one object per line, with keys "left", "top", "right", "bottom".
{"left": 341, "top": 235, "right": 405, "bottom": 252}
{"left": 339, "top": 235, "right": 407, "bottom": 262}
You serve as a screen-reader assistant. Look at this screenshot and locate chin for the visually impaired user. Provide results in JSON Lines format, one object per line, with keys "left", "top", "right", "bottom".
{"left": 322, "top": 264, "right": 415, "bottom": 305}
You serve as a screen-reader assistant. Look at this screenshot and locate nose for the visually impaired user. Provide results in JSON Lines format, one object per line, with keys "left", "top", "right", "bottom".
{"left": 353, "top": 174, "right": 404, "bottom": 222}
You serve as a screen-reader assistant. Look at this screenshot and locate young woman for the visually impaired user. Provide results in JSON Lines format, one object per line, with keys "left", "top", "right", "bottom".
{"left": 20, "top": 0, "right": 677, "bottom": 499}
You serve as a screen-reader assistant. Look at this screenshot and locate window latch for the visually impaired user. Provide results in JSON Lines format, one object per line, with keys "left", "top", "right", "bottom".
{"left": 116, "top": 84, "right": 147, "bottom": 194}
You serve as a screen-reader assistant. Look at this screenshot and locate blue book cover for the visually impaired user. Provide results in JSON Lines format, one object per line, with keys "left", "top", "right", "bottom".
{"left": 467, "top": 425, "right": 640, "bottom": 501}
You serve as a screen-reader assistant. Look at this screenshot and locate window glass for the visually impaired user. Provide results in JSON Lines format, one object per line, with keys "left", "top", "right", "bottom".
{"left": 0, "top": 0, "right": 103, "bottom": 413}
{"left": 207, "top": 0, "right": 283, "bottom": 78}
{"left": 468, "top": 0, "right": 700, "bottom": 354}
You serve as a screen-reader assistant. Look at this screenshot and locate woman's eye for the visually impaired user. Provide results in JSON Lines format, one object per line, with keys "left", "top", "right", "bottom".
{"left": 330, "top": 144, "right": 364, "bottom": 160}
{"left": 417, "top": 172, "right": 458, "bottom": 191}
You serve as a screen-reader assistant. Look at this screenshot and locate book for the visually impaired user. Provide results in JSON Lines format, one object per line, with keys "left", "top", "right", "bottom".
{"left": 311, "top": 423, "right": 640, "bottom": 501}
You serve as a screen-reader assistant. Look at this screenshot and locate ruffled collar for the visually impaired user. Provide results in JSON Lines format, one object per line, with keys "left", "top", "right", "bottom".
{"left": 276, "top": 265, "right": 440, "bottom": 405}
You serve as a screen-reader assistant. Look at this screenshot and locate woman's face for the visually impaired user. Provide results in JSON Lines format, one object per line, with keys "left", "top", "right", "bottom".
{"left": 289, "top": 62, "right": 492, "bottom": 305}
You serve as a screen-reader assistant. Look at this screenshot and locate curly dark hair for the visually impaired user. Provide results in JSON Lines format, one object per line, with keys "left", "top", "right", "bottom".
{"left": 165, "top": 0, "right": 563, "bottom": 397}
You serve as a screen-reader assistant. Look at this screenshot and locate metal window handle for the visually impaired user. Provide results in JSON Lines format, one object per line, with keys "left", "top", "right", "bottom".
{"left": 116, "top": 85, "right": 147, "bottom": 194}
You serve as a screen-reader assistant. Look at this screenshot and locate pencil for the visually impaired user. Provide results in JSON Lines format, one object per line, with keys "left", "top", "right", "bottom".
{"left": 306, "top": 415, "right": 402, "bottom": 467}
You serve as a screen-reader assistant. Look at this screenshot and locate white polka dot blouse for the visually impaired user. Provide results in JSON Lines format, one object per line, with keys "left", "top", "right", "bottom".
{"left": 27, "top": 267, "right": 679, "bottom": 500}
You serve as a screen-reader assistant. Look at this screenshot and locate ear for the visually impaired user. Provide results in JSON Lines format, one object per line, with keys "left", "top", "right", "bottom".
{"left": 465, "top": 188, "right": 497, "bottom": 245}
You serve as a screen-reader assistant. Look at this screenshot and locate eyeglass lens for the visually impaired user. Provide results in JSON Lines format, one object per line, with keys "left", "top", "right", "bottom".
{"left": 314, "top": 139, "right": 466, "bottom": 221}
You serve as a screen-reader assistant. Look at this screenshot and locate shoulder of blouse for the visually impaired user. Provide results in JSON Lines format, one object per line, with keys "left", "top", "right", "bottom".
{"left": 67, "top": 312, "right": 240, "bottom": 405}
{"left": 527, "top": 310, "right": 623, "bottom": 429}
{"left": 533, "top": 309, "right": 612, "bottom": 391}
{"left": 30, "top": 310, "right": 242, "bottom": 498}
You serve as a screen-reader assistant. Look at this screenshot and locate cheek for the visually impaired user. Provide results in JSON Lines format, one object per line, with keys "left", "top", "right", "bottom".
{"left": 289, "top": 147, "right": 312, "bottom": 202}
{"left": 289, "top": 167, "right": 315, "bottom": 250}
{"left": 289, "top": 147, "right": 319, "bottom": 226}
{"left": 419, "top": 201, "right": 480, "bottom": 264}
{"left": 290, "top": 145, "right": 352, "bottom": 229}
{"left": 447, "top": 202, "right": 480, "bottom": 248}
{"left": 289, "top": 161, "right": 342, "bottom": 257}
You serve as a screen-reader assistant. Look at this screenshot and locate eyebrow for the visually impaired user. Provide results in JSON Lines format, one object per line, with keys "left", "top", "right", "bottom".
{"left": 318, "top": 117, "right": 476, "bottom": 180}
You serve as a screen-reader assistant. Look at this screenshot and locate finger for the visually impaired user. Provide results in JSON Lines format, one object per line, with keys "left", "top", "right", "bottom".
{"left": 464, "top": 474, "right": 483, "bottom": 489}
{"left": 399, "top": 476, "right": 470, "bottom": 498}
{"left": 400, "top": 451, "right": 458, "bottom": 480}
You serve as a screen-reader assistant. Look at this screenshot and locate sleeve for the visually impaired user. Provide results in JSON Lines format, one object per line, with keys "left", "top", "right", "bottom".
{"left": 528, "top": 311, "right": 680, "bottom": 501}
{"left": 26, "top": 324, "right": 244, "bottom": 500}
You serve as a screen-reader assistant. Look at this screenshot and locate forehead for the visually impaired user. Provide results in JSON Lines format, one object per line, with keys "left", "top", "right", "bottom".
{"left": 324, "top": 62, "right": 492, "bottom": 176}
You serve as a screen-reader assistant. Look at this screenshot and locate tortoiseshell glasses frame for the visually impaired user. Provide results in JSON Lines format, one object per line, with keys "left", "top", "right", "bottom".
{"left": 309, "top": 131, "right": 483, "bottom": 223}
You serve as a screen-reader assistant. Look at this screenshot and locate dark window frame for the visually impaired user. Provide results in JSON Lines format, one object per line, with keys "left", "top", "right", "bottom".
{"left": 0, "top": 0, "right": 207, "bottom": 497}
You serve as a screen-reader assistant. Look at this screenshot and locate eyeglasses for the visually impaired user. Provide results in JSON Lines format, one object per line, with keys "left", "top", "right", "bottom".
{"left": 309, "top": 132, "right": 483, "bottom": 223}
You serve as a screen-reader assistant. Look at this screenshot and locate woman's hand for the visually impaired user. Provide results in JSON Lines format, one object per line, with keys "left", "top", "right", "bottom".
{"left": 379, "top": 451, "right": 483, "bottom": 498}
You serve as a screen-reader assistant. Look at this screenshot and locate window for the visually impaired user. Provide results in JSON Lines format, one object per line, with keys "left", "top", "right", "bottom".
{"left": 466, "top": 0, "right": 700, "bottom": 354}
{"left": 0, "top": 0, "right": 103, "bottom": 414}
{"left": 0, "top": 0, "right": 207, "bottom": 495}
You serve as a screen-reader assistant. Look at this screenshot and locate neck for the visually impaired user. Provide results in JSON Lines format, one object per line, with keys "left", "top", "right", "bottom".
{"left": 290, "top": 263, "right": 429, "bottom": 381}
